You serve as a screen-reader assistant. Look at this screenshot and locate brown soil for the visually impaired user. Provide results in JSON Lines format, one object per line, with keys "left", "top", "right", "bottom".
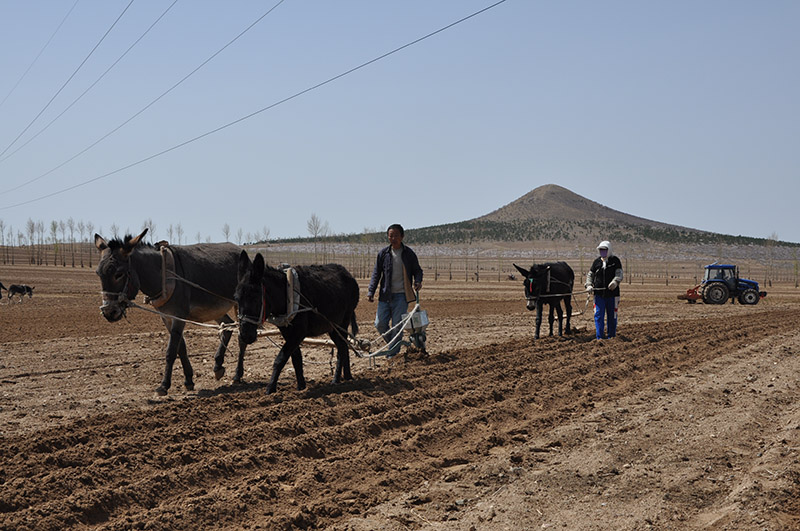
{"left": 1, "top": 264, "right": 799, "bottom": 530}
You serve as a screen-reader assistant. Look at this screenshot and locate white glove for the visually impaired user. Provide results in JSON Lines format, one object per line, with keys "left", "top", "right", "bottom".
{"left": 585, "top": 283, "right": 593, "bottom": 291}
{"left": 608, "top": 280, "right": 618, "bottom": 291}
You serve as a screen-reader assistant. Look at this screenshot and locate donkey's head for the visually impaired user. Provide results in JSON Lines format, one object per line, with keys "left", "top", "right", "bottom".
{"left": 95, "top": 229, "right": 148, "bottom": 321}
{"left": 235, "top": 250, "right": 265, "bottom": 345}
{"left": 514, "top": 263, "right": 549, "bottom": 310}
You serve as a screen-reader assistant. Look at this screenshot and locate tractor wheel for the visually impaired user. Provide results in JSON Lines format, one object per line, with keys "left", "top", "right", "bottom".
{"left": 738, "top": 289, "right": 760, "bottom": 305}
{"left": 703, "top": 283, "right": 729, "bottom": 304}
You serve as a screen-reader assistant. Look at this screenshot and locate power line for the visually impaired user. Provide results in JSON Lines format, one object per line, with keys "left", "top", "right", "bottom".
{"left": 0, "top": 0, "right": 179, "bottom": 168}
{"left": 0, "top": 0, "right": 508, "bottom": 212}
{"left": 0, "top": 0, "right": 135, "bottom": 160}
{"left": 0, "top": 0, "right": 80, "bottom": 113}
{"left": 0, "top": 0, "right": 287, "bottom": 196}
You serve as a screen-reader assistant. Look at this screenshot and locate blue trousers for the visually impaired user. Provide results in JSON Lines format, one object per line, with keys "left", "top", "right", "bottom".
{"left": 593, "top": 296, "right": 619, "bottom": 339}
{"left": 375, "top": 292, "right": 409, "bottom": 356}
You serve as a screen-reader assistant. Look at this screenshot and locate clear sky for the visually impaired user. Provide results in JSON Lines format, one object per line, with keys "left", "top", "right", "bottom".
{"left": 0, "top": 0, "right": 797, "bottom": 245}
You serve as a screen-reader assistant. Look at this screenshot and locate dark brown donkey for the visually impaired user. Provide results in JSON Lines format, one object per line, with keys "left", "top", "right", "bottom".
{"left": 95, "top": 229, "right": 249, "bottom": 395}
{"left": 236, "top": 251, "right": 360, "bottom": 394}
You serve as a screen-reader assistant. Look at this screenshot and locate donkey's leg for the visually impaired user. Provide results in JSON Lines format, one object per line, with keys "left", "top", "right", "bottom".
{"left": 177, "top": 336, "right": 195, "bottom": 391}
{"left": 157, "top": 319, "right": 190, "bottom": 396}
{"left": 548, "top": 304, "right": 556, "bottom": 336}
{"left": 267, "top": 339, "right": 301, "bottom": 394}
{"left": 564, "top": 296, "right": 573, "bottom": 335}
{"left": 554, "top": 302, "right": 564, "bottom": 337}
{"left": 331, "top": 331, "right": 352, "bottom": 384}
{"left": 233, "top": 334, "right": 247, "bottom": 384}
{"left": 213, "top": 315, "right": 234, "bottom": 380}
{"left": 289, "top": 346, "right": 306, "bottom": 391}
{"left": 534, "top": 302, "right": 543, "bottom": 340}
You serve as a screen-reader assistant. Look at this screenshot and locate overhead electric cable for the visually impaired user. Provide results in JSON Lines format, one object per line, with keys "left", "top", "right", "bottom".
{"left": 0, "top": 0, "right": 508, "bottom": 212}
{"left": 0, "top": 0, "right": 135, "bottom": 160}
{"left": 0, "top": 0, "right": 286, "bottom": 196}
{"left": 0, "top": 0, "right": 179, "bottom": 167}
{"left": 0, "top": 0, "right": 80, "bottom": 113}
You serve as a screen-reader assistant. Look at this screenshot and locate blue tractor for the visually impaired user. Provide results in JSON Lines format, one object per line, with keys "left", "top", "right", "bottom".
{"left": 679, "top": 263, "right": 767, "bottom": 305}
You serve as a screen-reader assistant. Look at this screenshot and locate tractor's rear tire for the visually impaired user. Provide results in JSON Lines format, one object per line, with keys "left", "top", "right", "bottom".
{"left": 738, "top": 289, "right": 759, "bottom": 305}
{"left": 703, "top": 283, "right": 729, "bottom": 304}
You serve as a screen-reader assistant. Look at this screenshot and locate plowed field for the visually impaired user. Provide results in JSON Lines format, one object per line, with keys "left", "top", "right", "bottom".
{"left": 1, "top": 264, "right": 799, "bottom": 530}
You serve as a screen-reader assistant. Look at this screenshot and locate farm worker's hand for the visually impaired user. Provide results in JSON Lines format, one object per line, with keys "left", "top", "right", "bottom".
{"left": 585, "top": 283, "right": 593, "bottom": 291}
{"left": 414, "top": 281, "right": 422, "bottom": 291}
{"left": 608, "top": 280, "right": 618, "bottom": 291}
{"left": 368, "top": 294, "right": 374, "bottom": 302}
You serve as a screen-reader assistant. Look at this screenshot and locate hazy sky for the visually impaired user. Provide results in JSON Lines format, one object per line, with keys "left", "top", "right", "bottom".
{"left": 0, "top": 1, "right": 797, "bottom": 244}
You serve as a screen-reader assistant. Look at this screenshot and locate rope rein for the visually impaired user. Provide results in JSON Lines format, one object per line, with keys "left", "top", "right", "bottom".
{"left": 104, "top": 263, "right": 418, "bottom": 359}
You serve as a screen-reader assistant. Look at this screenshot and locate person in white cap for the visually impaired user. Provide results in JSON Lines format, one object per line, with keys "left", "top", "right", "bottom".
{"left": 585, "top": 240, "right": 623, "bottom": 339}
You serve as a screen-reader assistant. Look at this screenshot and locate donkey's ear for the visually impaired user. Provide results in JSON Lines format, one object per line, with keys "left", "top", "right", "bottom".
{"left": 252, "top": 253, "right": 265, "bottom": 283}
{"left": 238, "top": 250, "right": 251, "bottom": 280}
{"left": 127, "top": 228, "right": 148, "bottom": 248}
{"left": 122, "top": 229, "right": 148, "bottom": 256}
{"left": 94, "top": 234, "right": 108, "bottom": 252}
{"left": 513, "top": 264, "right": 529, "bottom": 277}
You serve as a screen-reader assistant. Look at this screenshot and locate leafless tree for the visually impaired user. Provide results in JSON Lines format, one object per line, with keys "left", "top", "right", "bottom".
{"left": 26, "top": 219, "right": 36, "bottom": 264}
{"left": 110, "top": 223, "right": 119, "bottom": 239}
{"left": 222, "top": 223, "right": 230, "bottom": 242}
{"left": 36, "top": 221, "right": 45, "bottom": 264}
{"left": 67, "top": 218, "right": 75, "bottom": 267}
{"left": 50, "top": 221, "right": 59, "bottom": 266}
{"left": 307, "top": 213, "right": 324, "bottom": 262}
{"left": 176, "top": 223, "right": 184, "bottom": 245}
{"left": 59, "top": 221, "right": 67, "bottom": 266}
{"left": 86, "top": 221, "right": 95, "bottom": 267}
{"left": 766, "top": 232, "right": 778, "bottom": 287}
{"left": 236, "top": 228, "right": 244, "bottom": 245}
{"left": 167, "top": 224, "right": 174, "bottom": 243}
{"left": 77, "top": 220, "right": 86, "bottom": 267}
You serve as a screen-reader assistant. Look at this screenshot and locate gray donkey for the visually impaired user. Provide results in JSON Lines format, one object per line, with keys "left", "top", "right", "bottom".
{"left": 95, "top": 228, "right": 248, "bottom": 395}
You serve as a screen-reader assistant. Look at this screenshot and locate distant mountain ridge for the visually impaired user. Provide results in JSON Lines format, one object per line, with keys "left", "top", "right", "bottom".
{"left": 478, "top": 184, "right": 676, "bottom": 229}
{"left": 278, "top": 184, "right": 794, "bottom": 249}
{"left": 404, "top": 184, "right": 788, "bottom": 247}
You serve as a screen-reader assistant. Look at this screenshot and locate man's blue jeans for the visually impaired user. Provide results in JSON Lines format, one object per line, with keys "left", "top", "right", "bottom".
{"left": 593, "top": 295, "right": 619, "bottom": 339}
{"left": 375, "top": 292, "right": 408, "bottom": 356}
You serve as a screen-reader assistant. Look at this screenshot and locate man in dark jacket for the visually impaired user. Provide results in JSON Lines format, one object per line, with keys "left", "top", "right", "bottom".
{"left": 367, "top": 224, "right": 423, "bottom": 356}
{"left": 585, "top": 240, "right": 623, "bottom": 339}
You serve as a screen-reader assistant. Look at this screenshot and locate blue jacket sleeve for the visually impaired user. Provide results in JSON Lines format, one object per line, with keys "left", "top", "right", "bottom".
{"left": 367, "top": 250, "right": 383, "bottom": 297}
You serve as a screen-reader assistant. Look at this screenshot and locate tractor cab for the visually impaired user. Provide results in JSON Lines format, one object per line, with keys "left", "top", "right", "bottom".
{"left": 703, "top": 264, "right": 737, "bottom": 292}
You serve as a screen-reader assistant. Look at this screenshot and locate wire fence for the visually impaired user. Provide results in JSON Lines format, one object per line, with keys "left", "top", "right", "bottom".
{"left": 2, "top": 239, "right": 798, "bottom": 288}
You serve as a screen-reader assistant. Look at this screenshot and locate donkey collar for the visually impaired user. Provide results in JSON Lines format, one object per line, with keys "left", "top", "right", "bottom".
{"left": 145, "top": 244, "right": 176, "bottom": 308}
{"left": 266, "top": 267, "right": 301, "bottom": 327}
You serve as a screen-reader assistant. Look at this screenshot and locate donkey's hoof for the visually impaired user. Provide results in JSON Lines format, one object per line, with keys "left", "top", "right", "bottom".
{"left": 155, "top": 386, "right": 168, "bottom": 396}
{"left": 213, "top": 366, "right": 225, "bottom": 380}
{"left": 185, "top": 382, "right": 195, "bottom": 391}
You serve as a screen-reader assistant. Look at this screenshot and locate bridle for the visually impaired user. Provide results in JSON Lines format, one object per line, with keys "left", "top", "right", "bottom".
{"left": 99, "top": 260, "right": 138, "bottom": 314}
{"left": 524, "top": 274, "right": 544, "bottom": 302}
{"left": 237, "top": 284, "right": 267, "bottom": 327}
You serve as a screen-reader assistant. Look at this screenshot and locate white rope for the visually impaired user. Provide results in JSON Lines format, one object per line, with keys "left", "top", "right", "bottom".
{"left": 360, "top": 303, "right": 421, "bottom": 359}
{"left": 121, "top": 294, "right": 420, "bottom": 359}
